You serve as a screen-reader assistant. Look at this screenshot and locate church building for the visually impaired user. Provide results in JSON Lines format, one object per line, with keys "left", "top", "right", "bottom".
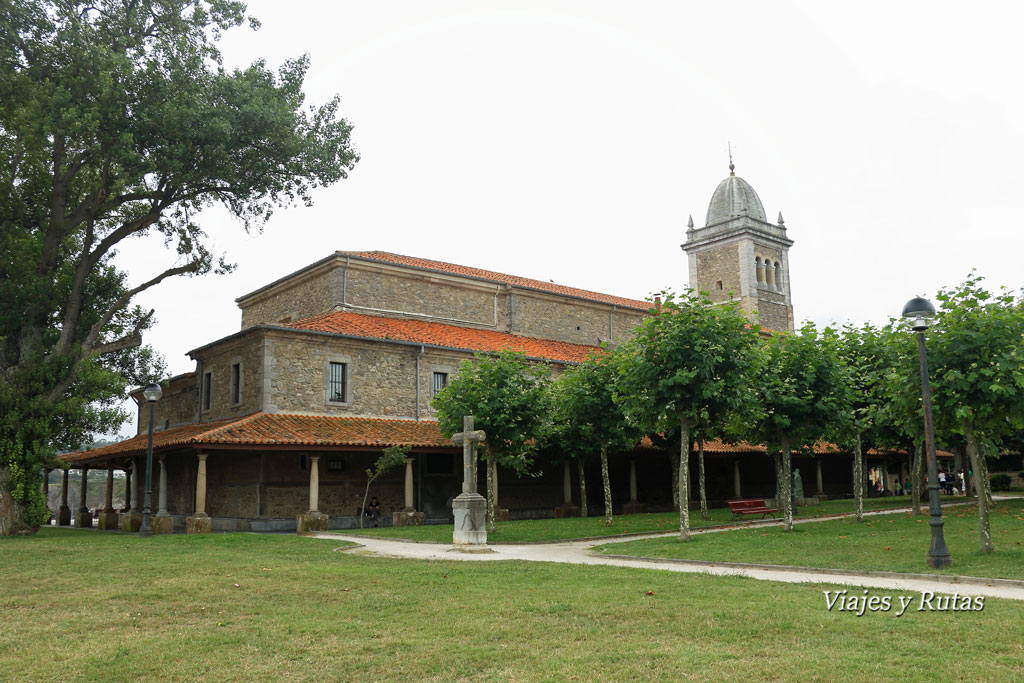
{"left": 58, "top": 166, "right": 892, "bottom": 534}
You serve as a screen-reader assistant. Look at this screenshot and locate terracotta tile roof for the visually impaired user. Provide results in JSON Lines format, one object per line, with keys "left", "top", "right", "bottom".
{"left": 344, "top": 251, "right": 652, "bottom": 311}
{"left": 288, "top": 309, "right": 601, "bottom": 363}
{"left": 58, "top": 414, "right": 453, "bottom": 464}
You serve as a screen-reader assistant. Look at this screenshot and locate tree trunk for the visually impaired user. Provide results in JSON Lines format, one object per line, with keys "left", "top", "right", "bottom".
{"left": 698, "top": 437, "right": 708, "bottom": 521}
{"left": 780, "top": 436, "right": 793, "bottom": 531}
{"left": 911, "top": 441, "right": 924, "bottom": 516}
{"left": 979, "top": 442, "right": 994, "bottom": 506}
{"left": 964, "top": 420, "right": 993, "bottom": 552}
{"left": 360, "top": 478, "right": 373, "bottom": 530}
{"left": 678, "top": 418, "right": 691, "bottom": 541}
{"left": 486, "top": 447, "right": 496, "bottom": 533}
{"left": 853, "top": 432, "right": 864, "bottom": 522}
{"left": 669, "top": 446, "right": 680, "bottom": 509}
{"left": 0, "top": 466, "right": 35, "bottom": 536}
{"left": 773, "top": 453, "right": 782, "bottom": 503}
{"left": 577, "top": 458, "right": 588, "bottom": 518}
{"left": 599, "top": 442, "right": 612, "bottom": 526}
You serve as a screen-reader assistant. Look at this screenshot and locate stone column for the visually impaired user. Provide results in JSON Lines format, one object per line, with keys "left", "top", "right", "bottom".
{"left": 623, "top": 459, "right": 645, "bottom": 515}
{"left": 393, "top": 457, "right": 425, "bottom": 527}
{"left": 816, "top": 460, "right": 824, "bottom": 497}
{"left": 296, "top": 455, "right": 328, "bottom": 533}
{"left": 403, "top": 457, "right": 414, "bottom": 511}
{"left": 152, "top": 456, "right": 173, "bottom": 535}
{"left": 554, "top": 459, "right": 580, "bottom": 518}
{"left": 186, "top": 453, "right": 211, "bottom": 534}
{"left": 98, "top": 466, "right": 120, "bottom": 530}
{"left": 122, "top": 459, "right": 143, "bottom": 532}
{"left": 733, "top": 459, "right": 742, "bottom": 499}
{"left": 123, "top": 465, "right": 132, "bottom": 512}
{"left": 73, "top": 466, "right": 92, "bottom": 528}
{"left": 58, "top": 468, "right": 71, "bottom": 526}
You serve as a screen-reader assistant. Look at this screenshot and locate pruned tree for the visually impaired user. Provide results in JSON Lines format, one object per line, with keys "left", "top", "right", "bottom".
{"left": 617, "top": 292, "right": 758, "bottom": 540}
{"left": 0, "top": 0, "right": 358, "bottom": 534}
{"left": 926, "top": 275, "right": 1024, "bottom": 552}
{"left": 432, "top": 349, "right": 550, "bottom": 533}
{"left": 745, "top": 324, "right": 852, "bottom": 532}
{"left": 360, "top": 446, "right": 410, "bottom": 529}
{"left": 554, "top": 351, "right": 640, "bottom": 526}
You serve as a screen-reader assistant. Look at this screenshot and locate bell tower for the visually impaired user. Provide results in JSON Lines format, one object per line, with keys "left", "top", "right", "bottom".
{"left": 682, "top": 163, "right": 795, "bottom": 332}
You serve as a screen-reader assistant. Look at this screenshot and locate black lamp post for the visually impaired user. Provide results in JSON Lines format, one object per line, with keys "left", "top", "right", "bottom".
{"left": 138, "top": 382, "right": 162, "bottom": 537}
{"left": 902, "top": 297, "right": 952, "bottom": 568}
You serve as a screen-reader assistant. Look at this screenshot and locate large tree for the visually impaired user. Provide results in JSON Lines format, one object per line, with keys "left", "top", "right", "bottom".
{"left": 0, "top": 0, "right": 358, "bottom": 534}
{"left": 554, "top": 351, "right": 640, "bottom": 526}
{"left": 617, "top": 292, "right": 757, "bottom": 540}
{"left": 432, "top": 350, "right": 550, "bottom": 533}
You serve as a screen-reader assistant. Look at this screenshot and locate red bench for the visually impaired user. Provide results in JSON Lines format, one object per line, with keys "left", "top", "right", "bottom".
{"left": 727, "top": 498, "right": 779, "bottom": 520}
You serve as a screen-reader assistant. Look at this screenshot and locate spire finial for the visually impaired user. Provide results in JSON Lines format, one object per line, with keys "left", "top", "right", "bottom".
{"left": 777, "top": 211, "right": 785, "bottom": 226}
{"left": 728, "top": 140, "right": 735, "bottom": 174}
{"left": 687, "top": 214, "right": 694, "bottom": 229}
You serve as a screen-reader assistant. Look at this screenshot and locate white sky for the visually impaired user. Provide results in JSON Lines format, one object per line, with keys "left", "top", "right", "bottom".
{"left": 108, "top": 0, "right": 1021, "bottom": 436}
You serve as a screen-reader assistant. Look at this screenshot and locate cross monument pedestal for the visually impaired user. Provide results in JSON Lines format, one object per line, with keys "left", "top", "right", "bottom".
{"left": 451, "top": 416, "right": 490, "bottom": 552}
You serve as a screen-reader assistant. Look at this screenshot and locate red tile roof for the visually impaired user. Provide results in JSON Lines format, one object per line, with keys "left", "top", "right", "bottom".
{"left": 344, "top": 251, "right": 652, "bottom": 311}
{"left": 288, "top": 309, "right": 602, "bottom": 363}
{"left": 59, "top": 414, "right": 454, "bottom": 464}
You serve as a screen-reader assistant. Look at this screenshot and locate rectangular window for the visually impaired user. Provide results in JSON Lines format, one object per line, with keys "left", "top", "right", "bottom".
{"left": 432, "top": 371, "right": 448, "bottom": 398}
{"left": 328, "top": 362, "right": 347, "bottom": 403}
{"left": 230, "top": 363, "right": 241, "bottom": 404}
{"left": 326, "top": 458, "right": 345, "bottom": 472}
{"left": 202, "top": 372, "right": 212, "bottom": 411}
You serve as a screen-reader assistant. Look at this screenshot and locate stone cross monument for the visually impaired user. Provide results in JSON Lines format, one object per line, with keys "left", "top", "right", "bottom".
{"left": 451, "top": 415, "right": 488, "bottom": 550}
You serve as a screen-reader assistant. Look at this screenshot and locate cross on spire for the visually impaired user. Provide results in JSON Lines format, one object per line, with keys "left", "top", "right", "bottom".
{"left": 728, "top": 140, "right": 735, "bottom": 174}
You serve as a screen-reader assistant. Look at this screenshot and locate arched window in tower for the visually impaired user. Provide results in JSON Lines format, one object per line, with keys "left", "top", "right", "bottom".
{"left": 774, "top": 262, "right": 783, "bottom": 291}
{"left": 766, "top": 258, "right": 776, "bottom": 289}
{"left": 755, "top": 256, "right": 766, "bottom": 286}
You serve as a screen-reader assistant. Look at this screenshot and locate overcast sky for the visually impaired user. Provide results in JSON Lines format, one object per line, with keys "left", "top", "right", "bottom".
{"left": 108, "top": 0, "right": 1020, "bottom": 436}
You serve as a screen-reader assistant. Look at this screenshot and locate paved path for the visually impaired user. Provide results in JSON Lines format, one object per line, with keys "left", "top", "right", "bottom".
{"left": 314, "top": 500, "right": 1024, "bottom": 602}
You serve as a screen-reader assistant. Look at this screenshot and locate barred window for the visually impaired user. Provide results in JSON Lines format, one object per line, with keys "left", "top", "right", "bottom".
{"left": 329, "top": 362, "right": 348, "bottom": 403}
{"left": 231, "top": 363, "right": 241, "bottom": 404}
{"left": 432, "top": 371, "right": 448, "bottom": 398}
{"left": 202, "top": 372, "right": 212, "bottom": 410}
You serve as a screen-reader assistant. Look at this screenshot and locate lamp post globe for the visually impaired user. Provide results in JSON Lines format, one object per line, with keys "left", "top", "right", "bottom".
{"left": 139, "top": 382, "right": 162, "bottom": 537}
{"left": 901, "top": 297, "right": 952, "bottom": 568}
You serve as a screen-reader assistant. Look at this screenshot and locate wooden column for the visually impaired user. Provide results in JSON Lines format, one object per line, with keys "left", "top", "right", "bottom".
{"left": 628, "top": 460, "right": 638, "bottom": 503}
{"left": 563, "top": 460, "right": 572, "bottom": 505}
{"left": 123, "top": 465, "right": 132, "bottom": 512}
{"left": 733, "top": 459, "right": 741, "bottom": 499}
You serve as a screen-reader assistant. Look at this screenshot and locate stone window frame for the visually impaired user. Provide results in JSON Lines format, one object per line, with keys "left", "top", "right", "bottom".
{"left": 324, "top": 353, "right": 354, "bottom": 406}
{"left": 427, "top": 363, "right": 456, "bottom": 409}
{"left": 202, "top": 371, "right": 212, "bottom": 411}
{"left": 229, "top": 356, "right": 244, "bottom": 407}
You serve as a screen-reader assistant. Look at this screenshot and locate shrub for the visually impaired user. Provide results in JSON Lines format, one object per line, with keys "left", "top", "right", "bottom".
{"left": 990, "top": 474, "right": 1012, "bottom": 492}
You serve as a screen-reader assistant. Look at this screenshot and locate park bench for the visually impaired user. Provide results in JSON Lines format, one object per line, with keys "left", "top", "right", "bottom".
{"left": 727, "top": 498, "right": 779, "bottom": 520}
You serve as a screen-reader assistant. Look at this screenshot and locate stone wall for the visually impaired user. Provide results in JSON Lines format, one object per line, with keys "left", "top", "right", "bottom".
{"left": 754, "top": 300, "right": 792, "bottom": 334}
{"left": 695, "top": 244, "right": 743, "bottom": 303}
{"left": 344, "top": 267, "right": 497, "bottom": 326}
{"left": 239, "top": 267, "right": 336, "bottom": 328}
{"left": 193, "top": 335, "right": 264, "bottom": 422}
{"left": 504, "top": 292, "right": 645, "bottom": 346}
{"left": 136, "top": 375, "right": 198, "bottom": 435}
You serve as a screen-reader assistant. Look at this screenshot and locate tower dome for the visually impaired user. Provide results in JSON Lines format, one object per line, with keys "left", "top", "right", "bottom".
{"left": 704, "top": 165, "right": 767, "bottom": 225}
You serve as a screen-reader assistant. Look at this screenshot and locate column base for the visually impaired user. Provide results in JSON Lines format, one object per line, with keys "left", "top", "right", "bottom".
{"left": 97, "top": 511, "right": 120, "bottom": 530}
{"left": 296, "top": 511, "right": 328, "bottom": 534}
{"left": 622, "top": 502, "right": 647, "bottom": 515}
{"left": 121, "top": 511, "right": 142, "bottom": 532}
{"left": 57, "top": 506, "right": 71, "bottom": 526}
{"left": 151, "top": 515, "right": 174, "bottom": 535}
{"left": 393, "top": 510, "right": 425, "bottom": 527}
{"left": 186, "top": 515, "right": 211, "bottom": 534}
{"left": 453, "top": 493, "right": 488, "bottom": 547}
{"left": 554, "top": 504, "right": 580, "bottom": 518}
{"left": 73, "top": 510, "right": 92, "bottom": 528}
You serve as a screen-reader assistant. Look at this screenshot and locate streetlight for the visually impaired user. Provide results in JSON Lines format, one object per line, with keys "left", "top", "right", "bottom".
{"left": 138, "top": 382, "right": 162, "bottom": 537}
{"left": 901, "top": 297, "right": 952, "bottom": 568}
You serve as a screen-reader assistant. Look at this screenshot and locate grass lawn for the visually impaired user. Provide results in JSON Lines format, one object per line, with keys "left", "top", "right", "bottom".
{"left": 342, "top": 495, "right": 967, "bottom": 544}
{"left": 600, "top": 499, "right": 1024, "bottom": 581}
{"left": 1, "top": 529, "right": 1022, "bottom": 681}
